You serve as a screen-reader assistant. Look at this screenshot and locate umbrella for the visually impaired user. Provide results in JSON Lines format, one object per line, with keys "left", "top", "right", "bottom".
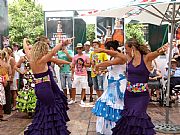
{"left": 91, "top": 0, "right": 180, "bottom": 134}
{"left": 92, "top": 1, "right": 180, "bottom": 25}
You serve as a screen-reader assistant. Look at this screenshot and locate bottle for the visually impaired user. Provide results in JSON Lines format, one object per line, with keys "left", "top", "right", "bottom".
{"left": 57, "top": 20, "right": 62, "bottom": 33}
{"left": 112, "top": 18, "right": 124, "bottom": 46}
{"left": 100, "top": 34, "right": 105, "bottom": 49}
{"left": 105, "top": 26, "right": 112, "bottom": 43}
{"left": 56, "top": 21, "right": 62, "bottom": 43}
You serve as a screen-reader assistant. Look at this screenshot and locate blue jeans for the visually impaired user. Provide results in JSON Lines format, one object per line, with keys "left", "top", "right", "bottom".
{"left": 59, "top": 72, "right": 72, "bottom": 90}
{"left": 92, "top": 75, "right": 105, "bottom": 91}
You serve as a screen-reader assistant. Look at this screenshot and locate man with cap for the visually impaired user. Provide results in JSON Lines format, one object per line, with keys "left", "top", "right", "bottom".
{"left": 69, "top": 43, "right": 90, "bottom": 105}
{"left": 83, "top": 41, "right": 93, "bottom": 102}
{"left": 90, "top": 39, "right": 108, "bottom": 97}
{"left": 164, "top": 58, "right": 180, "bottom": 101}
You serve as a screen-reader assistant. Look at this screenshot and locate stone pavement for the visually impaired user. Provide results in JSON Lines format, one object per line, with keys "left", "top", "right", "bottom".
{"left": 0, "top": 96, "right": 180, "bottom": 135}
{"left": 0, "top": 111, "right": 31, "bottom": 135}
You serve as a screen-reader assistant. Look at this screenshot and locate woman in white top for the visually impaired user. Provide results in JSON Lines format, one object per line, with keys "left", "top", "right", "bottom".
{"left": 92, "top": 40, "right": 127, "bottom": 135}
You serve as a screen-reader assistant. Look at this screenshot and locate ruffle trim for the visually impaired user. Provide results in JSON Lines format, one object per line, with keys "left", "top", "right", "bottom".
{"left": 24, "top": 92, "right": 70, "bottom": 135}
{"left": 112, "top": 109, "right": 156, "bottom": 135}
{"left": 96, "top": 97, "right": 124, "bottom": 109}
{"left": 92, "top": 100, "right": 122, "bottom": 122}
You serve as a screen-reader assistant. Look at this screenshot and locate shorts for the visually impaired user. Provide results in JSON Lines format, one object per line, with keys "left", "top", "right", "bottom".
{"left": 59, "top": 72, "right": 72, "bottom": 90}
{"left": 92, "top": 75, "right": 105, "bottom": 91}
{"left": 72, "top": 75, "right": 88, "bottom": 89}
{"left": 87, "top": 71, "right": 93, "bottom": 87}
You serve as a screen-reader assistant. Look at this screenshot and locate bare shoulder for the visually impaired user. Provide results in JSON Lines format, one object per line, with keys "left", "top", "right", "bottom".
{"left": 10, "top": 57, "right": 15, "bottom": 63}
{"left": 143, "top": 54, "right": 148, "bottom": 64}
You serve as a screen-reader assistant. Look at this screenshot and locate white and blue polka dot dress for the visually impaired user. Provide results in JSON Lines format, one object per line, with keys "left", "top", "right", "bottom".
{"left": 92, "top": 64, "right": 126, "bottom": 134}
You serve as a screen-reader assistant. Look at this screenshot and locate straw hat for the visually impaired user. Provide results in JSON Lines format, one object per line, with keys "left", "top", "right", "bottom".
{"left": 75, "top": 43, "right": 83, "bottom": 49}
{"left": 92, "top": 39, "right": 100, "bottom": 44}
{"left": 84, "top": 41, "right": 90, "bottom": 46}
{"left": 171, "top": 58, "right": 178, "bottom": 63}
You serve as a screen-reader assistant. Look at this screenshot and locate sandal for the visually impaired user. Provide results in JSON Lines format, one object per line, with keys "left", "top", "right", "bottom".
{"left": 11, "top": 107, "right": 17, "bottom": 111}
{"left": 0, "top": 115, "right": 8, "bottom": 121}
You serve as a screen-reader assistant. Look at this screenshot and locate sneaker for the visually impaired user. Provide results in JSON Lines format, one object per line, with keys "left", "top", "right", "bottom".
{"left": 80, "top": 100, "right": 85, "bottom": 105}
{"left": 68, "top": 100, "right": 76, "bottom": 105}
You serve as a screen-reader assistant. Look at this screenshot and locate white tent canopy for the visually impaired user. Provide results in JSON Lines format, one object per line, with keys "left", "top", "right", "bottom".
{"left": 36, "top": 0, "right": 133, "bottom": 11}
{"left": 90, "top": 0, "right": 180, "bottom": 25}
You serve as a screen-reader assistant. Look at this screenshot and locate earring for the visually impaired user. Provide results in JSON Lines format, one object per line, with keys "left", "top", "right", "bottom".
{"left": 131, "top": 50, "right": 134, "bottom": 58}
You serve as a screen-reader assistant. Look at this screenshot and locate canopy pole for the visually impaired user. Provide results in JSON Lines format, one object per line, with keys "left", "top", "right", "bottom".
{"left": 154, "top": 3, "right": 180, "bottom": 134}
{"left": 165, "top": 2, "right": 175, "bottom": 123}
{"left": 137, "top": 5, "right": 169, "bottom": 22}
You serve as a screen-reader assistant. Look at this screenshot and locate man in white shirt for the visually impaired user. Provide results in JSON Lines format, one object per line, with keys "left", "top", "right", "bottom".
{"left": 83, "top": 41, "right": 93, "bottom": 102}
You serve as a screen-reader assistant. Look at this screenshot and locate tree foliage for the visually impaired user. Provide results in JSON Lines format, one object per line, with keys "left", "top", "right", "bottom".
{"left": 125, "top": 24, "right": 145, "bottom": 44}
{"left": 86, "top": 24, "right": 95, "bottom": 43}
{"left": 8, "top": 0, "right": 44, "bottom": 46}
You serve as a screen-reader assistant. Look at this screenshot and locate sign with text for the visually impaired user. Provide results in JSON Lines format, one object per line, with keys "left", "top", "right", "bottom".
{"left": 45, "top": 17, "right": 73, "bottom": 48}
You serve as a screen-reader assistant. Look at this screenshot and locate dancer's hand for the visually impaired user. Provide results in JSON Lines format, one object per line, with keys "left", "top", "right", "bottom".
{"left": 23, "top": 38, "right": 28, "bottom": 42}
{"left": 71, "top": 75, "right": 74, "bottom": 81}
{"left": 94, "top": 48, "right": 104, "bottom": 53}
{"left": 94, "top": 64, "right": 100, "bottom": 71}
{"left": 62, "top": 48, "right": 68, "bottom": 54}
{"left": 62, "top": 37, "right": 75, "bottom": 46}
{"left": 93, "top": 65, "right": 99, "bottom": 74}
{"left": 156, "top": 43, "right": 168, "bottom": 54}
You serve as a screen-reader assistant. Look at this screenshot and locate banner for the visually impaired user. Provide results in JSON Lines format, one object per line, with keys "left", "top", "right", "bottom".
{"left": 46, "top": 17, "right": 73, "bottom": 48}
{"left": 96, "top": 17, "right": 125, "bottom": 46}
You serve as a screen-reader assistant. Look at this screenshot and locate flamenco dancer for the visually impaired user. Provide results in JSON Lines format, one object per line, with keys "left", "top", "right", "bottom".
{"left": 92, "top": 40, "right": 127, "bottom": 134}
{"left": 23, "top": 38, "right": 71, "bottom": 135}
{"left": 112, "top": 38, "right": 168, "bottom": 135}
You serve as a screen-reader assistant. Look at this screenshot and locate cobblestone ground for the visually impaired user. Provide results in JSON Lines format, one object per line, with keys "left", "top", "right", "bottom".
{"left": 0, "top": 96, "right": 179, "bottom": 135}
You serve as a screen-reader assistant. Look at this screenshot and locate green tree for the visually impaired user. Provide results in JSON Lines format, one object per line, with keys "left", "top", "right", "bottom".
{"left": 125, "top": 24, "right": 145, "bottom": 44}
{"left": 86, "top": 24, "right": 95, "bottom": 43}
{"left": 8, "top": 0, "right": 44, "bottom": 46}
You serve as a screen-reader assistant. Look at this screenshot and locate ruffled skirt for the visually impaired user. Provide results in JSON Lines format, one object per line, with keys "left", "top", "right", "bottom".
{"left": 112, "top": 90, "right": 156, "bottom": 135}
{"left": 24, "top": 81, "right": 70, "bottom": 135}
{"left": 92, "top": 76, "right": 126, "bottom": 134}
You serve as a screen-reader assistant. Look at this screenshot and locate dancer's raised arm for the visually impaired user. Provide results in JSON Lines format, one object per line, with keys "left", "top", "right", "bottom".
{"left": 39, "top": 42, "right": 63, "bottom": 64}
{"left": 146, "top": 43, "right": 168, "bottom": 62}
{"left": 94, "top": 48, "right": 127, "bottom": 64}
{"left": 95, "top": 57, "right": 123, "bottom": 71}
{"left": 23, "top": 38, "right": 31, "bottom": 59}
{"left": 39, "top": 38, "right": 73, "bottom": 64}
{"left": 50, "top": 57, "right": 71, "bottom": 67}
